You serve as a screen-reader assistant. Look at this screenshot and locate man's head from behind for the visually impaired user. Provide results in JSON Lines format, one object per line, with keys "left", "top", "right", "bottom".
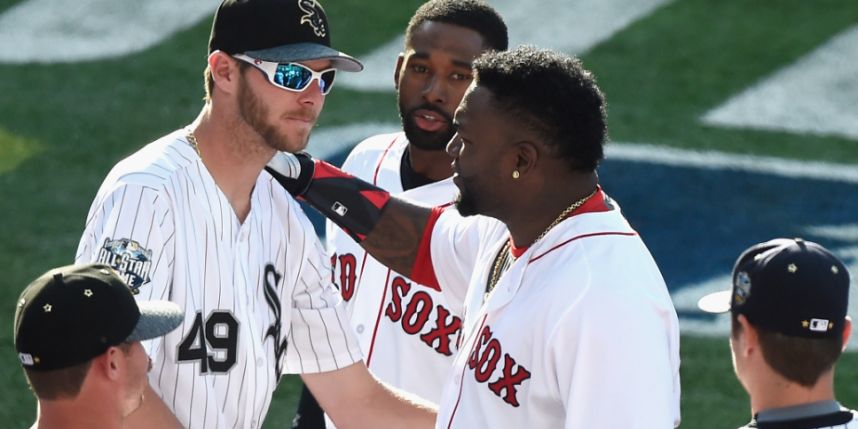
{"left": 14, "top": 264, "right": 182, "bottom": 412}
{"left": 397, "top": 0, "right": 508, "bottom": 151}
{"left": 699, "top": 238, "right": 851, "bottom": 389}
{"left": 448, "top": 46, "right": 607, "bottom": 217}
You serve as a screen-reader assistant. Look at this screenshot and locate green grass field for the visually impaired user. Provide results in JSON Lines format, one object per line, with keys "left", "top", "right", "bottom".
{"left": 1, "top": 0, "right": 856, "bottom": 427}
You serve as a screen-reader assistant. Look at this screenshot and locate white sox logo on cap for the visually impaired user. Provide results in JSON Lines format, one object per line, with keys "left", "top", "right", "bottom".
{"left": 298, "top": 0, "right": 326, "bottom": 37}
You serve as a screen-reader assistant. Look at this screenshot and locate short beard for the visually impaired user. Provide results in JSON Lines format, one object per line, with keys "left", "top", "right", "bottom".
{"left": 399, "top": 103, "right": 455, "bottom": 152}
{"left": 454, "top": 189, "right": 479, "bottom": 217}
{"left": 237, "top": 74, "right": 307, "bottom": 153}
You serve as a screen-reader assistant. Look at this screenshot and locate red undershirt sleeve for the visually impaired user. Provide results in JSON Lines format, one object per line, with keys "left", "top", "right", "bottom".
{"left": 409, "top": 206, "right": 446, "bottom": 291}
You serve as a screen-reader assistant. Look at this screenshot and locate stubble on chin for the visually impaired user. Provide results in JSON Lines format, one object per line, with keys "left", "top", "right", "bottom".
{"left": 400, "top": 105, "right": 455, "bottom": 152}
{"left": 402, "top": 120, "right": 454, "bottom": 152}
{"left": 237, "top": 79, "right": 314, "bottom": 154}
{"left": 454, "top": 191, "right": 478, "bottom": 217}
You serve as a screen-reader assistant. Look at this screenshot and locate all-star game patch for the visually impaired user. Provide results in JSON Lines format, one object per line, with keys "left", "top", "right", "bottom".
{"left": 96, "top": 238, "right": 153, "bottom": 294}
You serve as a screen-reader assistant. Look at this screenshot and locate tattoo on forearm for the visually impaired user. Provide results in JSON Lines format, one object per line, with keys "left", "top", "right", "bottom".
{"left": 363, "top": 200, "right": 430, "bottom": 276}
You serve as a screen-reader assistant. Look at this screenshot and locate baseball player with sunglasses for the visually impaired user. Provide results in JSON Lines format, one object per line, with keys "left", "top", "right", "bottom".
{"left": 267, "top": 46, "right": 681, "bottom": 428}
{"left": 75, "top": 0, "right": 435, "bottom": 428}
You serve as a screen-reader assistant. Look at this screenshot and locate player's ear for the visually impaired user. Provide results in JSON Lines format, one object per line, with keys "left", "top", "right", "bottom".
{"left": 511, "top": 141, "right": 538, "bottom": 180}
{"left": 208, "top": 50, "right": 241, "bottom": 95}
{"left": 841, "top": 316, "right": 852, "bottom": 351}
{"left": 393, "top": 53, "right": 405, "bottom": 90}
{"left": 735, "top": 314, "right": 758, "bottom": 357}
{"left": 91, "top": 346, "right": 123, "bottom": 382}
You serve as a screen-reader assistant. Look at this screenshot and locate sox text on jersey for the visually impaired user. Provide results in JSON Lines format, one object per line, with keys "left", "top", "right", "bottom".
{"left": 326, "top": 133, "right": 463, "bottom": 421}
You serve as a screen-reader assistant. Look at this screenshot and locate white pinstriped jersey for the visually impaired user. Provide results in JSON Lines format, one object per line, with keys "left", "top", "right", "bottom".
{"left": 738, "top": 409, "right": 858, "bottom": 429}
{"left": 75, "top": 128, "right": 361, "bottom": 429}
{"left": 326, "top": 133, "right": 462, "bottom": 421}
{"left": 423, "top": 191, "right": 681, "bottom": 429}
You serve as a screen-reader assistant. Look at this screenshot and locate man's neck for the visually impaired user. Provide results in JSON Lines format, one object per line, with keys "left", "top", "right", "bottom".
{"left": 190, "top": 107, "right": 274, "bottom": 223}
{"left": 504, "top": 172, "right": 599, "bottom": 248}
{"left": 749, "top": 371, "right": 836, "bottom": 416}
{"left": 406, "top": 143, "right": 453, "bottom": 183}
{"left": 36, "top": 400, "right": 121, "bottom": 429}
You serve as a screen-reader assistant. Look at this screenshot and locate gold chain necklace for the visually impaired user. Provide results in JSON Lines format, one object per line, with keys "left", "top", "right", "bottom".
{"left": 186, "top": 131, "right": 201, "bottom": 156}
{"left": 485, "top": 188, "right": 598, "bottom": 296}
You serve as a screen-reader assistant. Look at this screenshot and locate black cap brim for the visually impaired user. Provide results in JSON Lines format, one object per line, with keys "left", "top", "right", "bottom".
{"left": 125, "top": 301, "right": 183, "bottom": 342}
{"left": 244, "top": 42, "right": 363, "bottom": 72}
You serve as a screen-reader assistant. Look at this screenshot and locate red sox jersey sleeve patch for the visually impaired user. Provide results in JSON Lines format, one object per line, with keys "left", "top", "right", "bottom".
{"left": 410, "top": 206, "right": 445, "bottom": 291}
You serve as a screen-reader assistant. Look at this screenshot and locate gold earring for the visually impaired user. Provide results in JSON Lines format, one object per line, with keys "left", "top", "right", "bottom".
{"left": 512, "top": 170, "right": 520, "bottom": 179}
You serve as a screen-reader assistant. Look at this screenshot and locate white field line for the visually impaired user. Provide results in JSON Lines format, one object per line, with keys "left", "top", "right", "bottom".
{"left": 608, "top": 142, "right": 858, "bottom": 183}
{"left": 310, "top": 123, "right": 858, "bottom": 183}
{"left": 0, "top": 0, "right": 670, "bottom": 66}
{"left": 0, "top": 0, "right": 216, "bottom": 63}
{"left": 702, "top": 24, "right": 858, "bottom": 141}
{"left": 338, "top": 0, "right": 673, "bottom": 91}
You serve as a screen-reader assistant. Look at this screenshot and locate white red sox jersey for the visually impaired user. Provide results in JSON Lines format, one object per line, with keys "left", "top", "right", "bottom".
{"left": 75, "top": 128, "right": 361, "bottom": 429}
{"left": 326, "top": 132, "right": 462, "bottom": 410}
{"left": 413, "top": 190, "right": 682, "bottom": 428}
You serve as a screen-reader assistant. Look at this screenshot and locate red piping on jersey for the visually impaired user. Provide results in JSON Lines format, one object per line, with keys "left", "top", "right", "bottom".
{"left": 349, "top": 251, "right": 370, "bottom": 304}
{"left": 446, "top": 313, "right": 488, "bottom": 429}
{"left": 355, "top": 252, "right": 370, "bottom": 290}
{"left": 509, "top": 187, "right": 612, "bottom": 256}
{"left": 372, "top": 136, "right": 399, "bottom": 186}
{"left": 410, "top": 206, "right": 446, "bottom": 291}
{"left": 366, "top": 268, "right": 393, "bottom": 367}
{"left": 509, "top": 185, "right": 613, "bottom": 254}
{"left": 529, "top": 231, "right": 639, "bottom": 264}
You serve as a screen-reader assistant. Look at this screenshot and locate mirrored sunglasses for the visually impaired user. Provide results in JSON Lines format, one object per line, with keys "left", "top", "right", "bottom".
{"left": 233, "top": 54, "right": 337, "bottom": 95}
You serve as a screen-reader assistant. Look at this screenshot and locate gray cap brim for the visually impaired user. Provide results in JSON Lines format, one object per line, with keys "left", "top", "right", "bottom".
{"left": 126, "top": 301, "right": 183, "bottom": 342}
{"left": 245, "top": 42, "right": 363, "bottom": 72}
{"left": 697, "top": 290, "right": 732, "bottom": 314}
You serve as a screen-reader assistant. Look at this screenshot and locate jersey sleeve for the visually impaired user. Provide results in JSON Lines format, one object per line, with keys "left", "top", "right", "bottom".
{"left": 75, "top": 181, "right": 175, "bottom": 359}
{"left": 422, "top": 208, "right": 487, "bottom": 304}
{"left": 325, "top": 140, "right": 367, "bottom": 303}
{"left": 324, "top": 135, "right": 393, "bottom": 303}
{"left": 551, "top": 290, "right": 681, "bottom": 428}
{"left": 338, "top": 137, "right": 380, "bottom": 183}
{"left": 285, "top": 215, "right": 362, "bottom": 374}
{"left": 326, "top": 217, "right": 365, "bottom": 305}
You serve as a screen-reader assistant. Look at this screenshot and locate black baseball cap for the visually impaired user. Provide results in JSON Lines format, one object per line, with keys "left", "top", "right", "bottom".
{"left": 209, "top": 0, "right": 363, "bottom": 72}
{"left": 14, "top": 263, "right": 183, "bottom": 371}
{"left": 698, "top": 238, "right": 850, "bottom": 338}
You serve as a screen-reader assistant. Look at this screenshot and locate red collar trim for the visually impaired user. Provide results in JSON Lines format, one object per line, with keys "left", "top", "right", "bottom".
{"left": 509, "top": 186, "right": 609, "bottom": 257}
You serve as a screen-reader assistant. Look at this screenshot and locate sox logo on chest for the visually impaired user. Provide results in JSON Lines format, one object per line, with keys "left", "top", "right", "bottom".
{"left": 466, "top": 324, "right": 532, "bottom": 407}
{"left": 334, "top": 252, "right": 462, "bottom": 356}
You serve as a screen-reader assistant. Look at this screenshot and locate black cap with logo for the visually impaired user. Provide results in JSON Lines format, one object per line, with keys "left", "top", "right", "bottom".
{"left": 209, "top": 0, "right": 363, "bottom": 72}
{"left": 14, "top": 263, "right": 183, "bottom": 371}
{"left": 698, "top": 238, "right": 850, "bottom": 338}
